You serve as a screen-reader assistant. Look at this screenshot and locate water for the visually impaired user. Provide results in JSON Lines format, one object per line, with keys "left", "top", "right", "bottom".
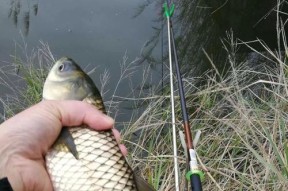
{"left": 0, "top": 0, "right": 162, "bottom": 122}
{"left": 0, "top": 0, "right": 160, "bottom": 71}
{"left": 0, "top": 0, "right": 286, "bottom": 122}
{"left": 171, "top": 0, "right": 287, "bottom": 75}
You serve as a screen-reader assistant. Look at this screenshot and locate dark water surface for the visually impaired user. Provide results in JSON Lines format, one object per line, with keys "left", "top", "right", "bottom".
{"left": 0, "top": 0, "right": 159, "bottom": 71}
{"left": 1, "top": 0, "right": 286, "bottom": 121}
{"left": 171, "top": 0, "right": 288, "bottom": 76}
{"left": 0, "top": 0, "right": 162, "bottom": 121}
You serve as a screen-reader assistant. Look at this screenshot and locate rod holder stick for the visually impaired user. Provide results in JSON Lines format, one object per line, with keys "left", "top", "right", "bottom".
{"left": 166, "top": 13, "right": 180, "bottom": 191}
{"left": 164, "top": 1, "right": 204, "bottom": 191}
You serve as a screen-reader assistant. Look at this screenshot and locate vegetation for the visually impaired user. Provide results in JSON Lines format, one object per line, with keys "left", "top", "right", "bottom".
{"left": 123, "top": 34, "right": 288, "bottom": 190}
{"left": 0, "top": 42, "right": 54, "bottom": 121}
{"left": 1, "top": 5, "right": 288, "bottom": 191}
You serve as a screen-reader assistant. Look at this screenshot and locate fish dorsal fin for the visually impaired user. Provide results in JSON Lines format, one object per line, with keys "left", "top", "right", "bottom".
{"left": 134, "top": 172, "right": 156, "bottom": 191}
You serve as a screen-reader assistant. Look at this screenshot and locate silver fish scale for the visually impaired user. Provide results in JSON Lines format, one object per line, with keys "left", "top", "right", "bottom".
{"left": 46, "top": 127, "right": 137, "bottom": 191}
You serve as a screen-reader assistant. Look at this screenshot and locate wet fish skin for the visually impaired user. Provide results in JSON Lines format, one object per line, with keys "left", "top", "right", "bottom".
{"left": 43, "top": 57, "right": 140, "bottom": 190}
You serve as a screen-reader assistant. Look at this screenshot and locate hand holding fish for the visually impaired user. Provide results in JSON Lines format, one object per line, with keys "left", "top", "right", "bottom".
{"left": 0, "top": 57, "right": 154, "bottom": 191}
{"left": 0, "top": 100, "right": 126, "bottom": 191}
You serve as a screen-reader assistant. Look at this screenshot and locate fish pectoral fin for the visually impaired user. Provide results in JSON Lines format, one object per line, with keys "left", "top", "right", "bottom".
{"left": 134, "top": 172, "right": 156, "bottom": 191}
{"left": 53, "top": 127, "right": 79, "bottom": 159}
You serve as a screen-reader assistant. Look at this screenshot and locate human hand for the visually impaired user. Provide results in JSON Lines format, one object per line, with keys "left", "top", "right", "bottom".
{"left": 0, "top": 100, "right": 127, "bottom": 191}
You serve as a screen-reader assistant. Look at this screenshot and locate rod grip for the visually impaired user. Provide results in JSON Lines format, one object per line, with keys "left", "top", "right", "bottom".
{"left": 190, "top": 174, "right": 202, "bottom": 191}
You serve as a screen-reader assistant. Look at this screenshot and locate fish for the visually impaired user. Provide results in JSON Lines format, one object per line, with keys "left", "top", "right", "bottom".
{"left": 43, "top": 57, "right": 154, "bottom": 191}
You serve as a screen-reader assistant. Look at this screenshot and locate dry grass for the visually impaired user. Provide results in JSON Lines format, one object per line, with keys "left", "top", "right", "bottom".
{"left": 122, "top": 34, "right": 288, "bottom": 191}
{"left": 1, "top": 6, "right": 288, "bottom": 190}
{"left": 1, "top": 40, "right": 288, "bottom": 191}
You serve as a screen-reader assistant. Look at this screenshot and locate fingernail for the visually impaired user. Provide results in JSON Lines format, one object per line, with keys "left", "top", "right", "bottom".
{"left": 103, "top": 115, "right": 114, "bottom": 125}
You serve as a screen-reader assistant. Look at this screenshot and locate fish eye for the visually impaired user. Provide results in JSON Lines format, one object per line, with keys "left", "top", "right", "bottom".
{"left": 58, "top": 64, "right": 64, "bottom": 72}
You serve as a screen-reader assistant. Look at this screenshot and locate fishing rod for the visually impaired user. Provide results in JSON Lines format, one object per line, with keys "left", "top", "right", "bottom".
{"left": 163, "top": 2, "right": 204, "bottom": 191}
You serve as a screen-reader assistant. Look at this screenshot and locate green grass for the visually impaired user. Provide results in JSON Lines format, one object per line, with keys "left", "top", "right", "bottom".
{"left": 0, "top": 42, "right": 54, "bottom": 119}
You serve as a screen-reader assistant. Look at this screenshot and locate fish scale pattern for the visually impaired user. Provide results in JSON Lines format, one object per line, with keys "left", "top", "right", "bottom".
{"left": 43, "top": 57, "right": 141, "bottom": 190}
{"left": 46, "top": 127, "right": 137, "bottom": 191}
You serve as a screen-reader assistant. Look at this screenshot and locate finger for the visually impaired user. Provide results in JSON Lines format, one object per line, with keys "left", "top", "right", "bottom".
{"left": 9, "top": 100, "right": 115, "bottom": 149}
{"left": 112, "top": 128, "right": 121, "bottom": 143}
{"left": 111, "top": 129, "right": 128, "bottom": 156}
{"left": 119, "top": 144, "right": 128, "bottom": 156}
{"left": 54, "top": 100, "right": 114, "bottom": 130}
